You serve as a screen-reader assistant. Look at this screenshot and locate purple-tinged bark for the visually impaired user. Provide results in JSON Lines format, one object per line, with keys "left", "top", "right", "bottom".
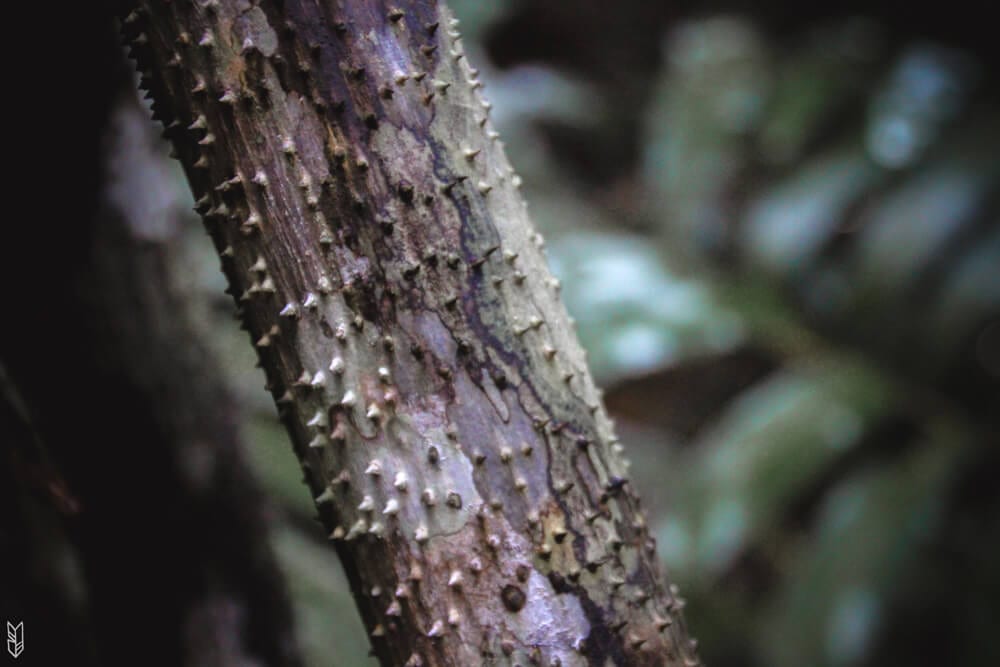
{"left": 123, "top": 2, "right": 700, "bottom": 665}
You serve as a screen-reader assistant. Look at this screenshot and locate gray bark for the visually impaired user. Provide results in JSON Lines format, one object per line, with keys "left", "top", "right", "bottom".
{"left": 123, "top": 1, "right": 701, "bottom": 665}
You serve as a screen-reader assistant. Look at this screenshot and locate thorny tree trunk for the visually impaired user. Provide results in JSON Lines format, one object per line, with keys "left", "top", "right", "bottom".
{"left": 122, "top": 1, "right": 700, "bottom": 665}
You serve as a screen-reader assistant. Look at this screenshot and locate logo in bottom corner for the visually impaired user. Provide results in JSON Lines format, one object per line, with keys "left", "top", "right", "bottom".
{"left": 6, "top": 621, "right": 23, "bottom": 659}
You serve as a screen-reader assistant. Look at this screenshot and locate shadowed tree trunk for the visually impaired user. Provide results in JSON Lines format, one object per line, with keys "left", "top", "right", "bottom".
{"left": 1, "top": 39, "right": 302, "bottom": 665}
{"left": 122, "top": 1, "right": 701, "bottom": 664}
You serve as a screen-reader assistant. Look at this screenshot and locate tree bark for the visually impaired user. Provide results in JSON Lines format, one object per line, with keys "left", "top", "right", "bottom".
{"left": 123, "top": 1, "right": 700, "bottom": 665}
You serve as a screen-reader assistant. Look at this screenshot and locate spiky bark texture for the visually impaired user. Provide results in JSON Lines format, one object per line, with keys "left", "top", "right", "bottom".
{"left": 123, "top": 2, "right": 701, "bottom": 665}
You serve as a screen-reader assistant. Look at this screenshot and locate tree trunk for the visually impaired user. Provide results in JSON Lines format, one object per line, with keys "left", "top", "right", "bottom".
{"left": 123, "top": 1, "right": 700, "bottom": 664}
{"left": 1, "top": 39, "right": 301, "bottom": 665}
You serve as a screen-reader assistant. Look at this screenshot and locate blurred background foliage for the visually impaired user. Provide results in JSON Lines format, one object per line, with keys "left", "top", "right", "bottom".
{"left": 145, "top": 1, "right": 998, "bottom": 665}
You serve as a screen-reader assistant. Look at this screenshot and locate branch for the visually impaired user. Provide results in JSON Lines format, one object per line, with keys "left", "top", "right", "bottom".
{"left": 123, "top": 1, "right": 700, "bottom": 664}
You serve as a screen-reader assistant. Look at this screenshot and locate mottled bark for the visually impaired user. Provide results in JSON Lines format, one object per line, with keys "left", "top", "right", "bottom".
{"left": 123, "top": 1, "right": 700, "bottom": 665}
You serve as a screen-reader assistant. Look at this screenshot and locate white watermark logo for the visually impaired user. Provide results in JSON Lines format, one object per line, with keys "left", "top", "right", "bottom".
{"left": 6, "top": 621, "right": 23, "bottom": 659}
